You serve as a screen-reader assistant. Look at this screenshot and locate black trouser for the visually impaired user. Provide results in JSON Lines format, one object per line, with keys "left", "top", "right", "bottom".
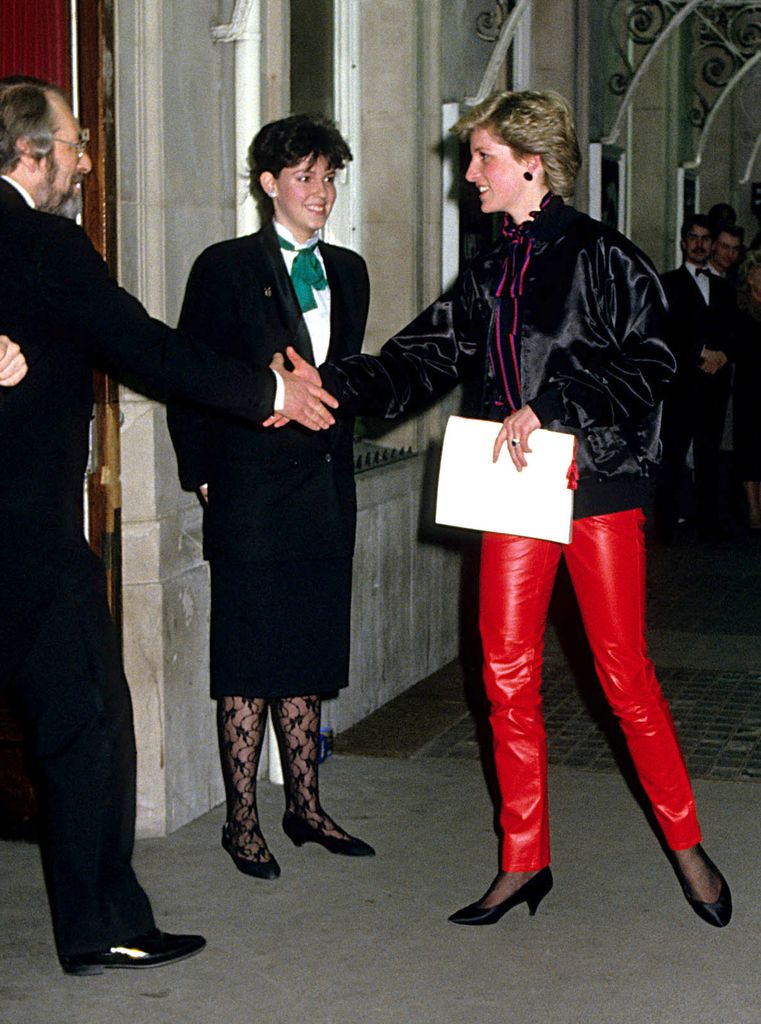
{"left": 657, "top": 368, "right": 731, "bottom": 532}
{"left": 10, "top": 546, "right": 154, "bottom": 956}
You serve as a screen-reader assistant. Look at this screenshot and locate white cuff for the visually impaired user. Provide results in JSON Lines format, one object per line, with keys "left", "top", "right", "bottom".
{"left": 272, "top": 367, "right": 286, "bottom": 412}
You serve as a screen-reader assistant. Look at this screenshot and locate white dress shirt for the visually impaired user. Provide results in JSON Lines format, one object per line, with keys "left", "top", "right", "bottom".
{"left": 685, "top": 260, "right": 711, "bottom": 304}
{"left": 1, "top": 175, "right": 35, "bottom": 207}
{"left": 271, "top": 221, "right": 331, "bottom": 411}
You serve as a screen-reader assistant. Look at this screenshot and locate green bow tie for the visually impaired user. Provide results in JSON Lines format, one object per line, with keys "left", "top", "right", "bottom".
{"left": 277, "top": 236, "right": 328, "bottom": 313}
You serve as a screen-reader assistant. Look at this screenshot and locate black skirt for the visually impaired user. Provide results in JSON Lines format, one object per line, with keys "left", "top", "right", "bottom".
{"left": 208, "top": 556, "right": 353, "bottom": 699}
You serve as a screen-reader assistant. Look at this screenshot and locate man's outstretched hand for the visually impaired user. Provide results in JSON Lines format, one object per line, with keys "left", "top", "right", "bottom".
{"left": 264, "top": 348, "right": 334, "bottom": 429}
{"left": 0, "top": 335, "right": 28, "bottom": 387}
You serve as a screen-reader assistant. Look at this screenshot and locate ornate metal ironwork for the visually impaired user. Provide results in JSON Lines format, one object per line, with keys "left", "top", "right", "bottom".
{"left": 607, "top": 1, "right": 694, "bottom": 98}
{"left": 353, "top": 440, "right": 415, "bottom": 475}
{"left": 689, "top": 4, "right": 761, "bottom": 129}
{"left": 601, "top": 1, "right": 761, "bottom": 155}
{"left": 476, "top": 1, "right": 509, "bottom": 42}
{"left": 468, "top": 0, "right": 532, "bottom": 104}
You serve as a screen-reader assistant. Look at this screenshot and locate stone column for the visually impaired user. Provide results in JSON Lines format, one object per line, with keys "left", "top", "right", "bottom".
{"left": 115, "top": 0, "right": 235, "bottom": 836}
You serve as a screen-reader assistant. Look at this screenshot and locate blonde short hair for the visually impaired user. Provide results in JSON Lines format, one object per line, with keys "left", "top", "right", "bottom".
{"left": 453, "top": 90, "right": 581, "bottom": 199}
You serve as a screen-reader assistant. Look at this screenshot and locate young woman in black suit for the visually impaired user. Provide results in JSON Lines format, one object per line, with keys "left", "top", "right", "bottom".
{"left": 168, "top": 115, "right": 373, "bottom": 879}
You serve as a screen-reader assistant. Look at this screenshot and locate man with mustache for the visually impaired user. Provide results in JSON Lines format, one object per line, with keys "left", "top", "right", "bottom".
{"left": 0, "top": 76, "right": 338, "bottom": 975}
{"left": 657, "top": 215, "right": 738, "bottom": 540}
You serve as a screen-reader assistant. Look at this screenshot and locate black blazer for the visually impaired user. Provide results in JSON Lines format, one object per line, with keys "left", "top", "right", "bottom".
{"left": 0, "top": 179, "right": 280, "bottom": 651}
{"left": 660, "top": 264, "right": 738, "bottom": 378}
{"left": 167, "top": 222, "right": 370, "bottom": 563}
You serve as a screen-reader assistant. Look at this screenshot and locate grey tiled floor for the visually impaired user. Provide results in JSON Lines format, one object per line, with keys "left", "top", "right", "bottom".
{"left": 3, "top": 533, "right": 761, "bottom": 1024}
{"left": 417, "top": 665, "right": 761, "bottom": 781}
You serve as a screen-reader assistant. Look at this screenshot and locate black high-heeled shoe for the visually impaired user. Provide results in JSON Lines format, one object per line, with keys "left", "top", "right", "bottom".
{"left": 448, "top": 866, "right": 553, "bottom": 926}
{"left": 282, "top": 811, "right": 375, "bottom": 857}
{"left": 221, "top": 824, "right": 281, "bottom": 880}
{"left": 678, "top": 849, "right": 732, "bottom": 928}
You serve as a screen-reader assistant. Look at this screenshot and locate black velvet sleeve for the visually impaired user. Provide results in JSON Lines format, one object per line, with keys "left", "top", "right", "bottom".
{"left": 320, "top": 267, "right": 486, "bottom": 419}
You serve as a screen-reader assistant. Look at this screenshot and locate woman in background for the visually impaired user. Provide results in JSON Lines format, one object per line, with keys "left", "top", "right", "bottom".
{"left": 168, "top": 114, "right": 373, "bottom": 879}
{"left": 734, "top": 256, "right": 761, "bottom": 530}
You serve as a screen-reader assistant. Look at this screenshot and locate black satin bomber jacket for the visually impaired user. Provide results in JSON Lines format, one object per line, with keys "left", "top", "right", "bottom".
{"left": 321, "top": 198, "right": 676, "bottom": 519}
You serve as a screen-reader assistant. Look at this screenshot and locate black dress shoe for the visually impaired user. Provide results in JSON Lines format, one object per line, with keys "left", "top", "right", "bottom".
{"left": 282, "top": 811, "right": 375, "bottom": 857}
{"left": 222, "top": 823, "right": 281, "bottom": 879}
{"left": 59, "top": 928, "right": 206, "bottom": 975}
{"left": 449, "top": 867, "right": 553, "bottom": 926}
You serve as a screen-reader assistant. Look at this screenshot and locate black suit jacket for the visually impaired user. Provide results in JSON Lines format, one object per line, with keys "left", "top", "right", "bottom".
{"left": 167, "top": 222, "right": 370, "bottom": 563}
{"left": 660, "top": 264, "right": 738, "bottom": 378}
{"left": 0, "top": 179, "right": 280, "bottom": 664}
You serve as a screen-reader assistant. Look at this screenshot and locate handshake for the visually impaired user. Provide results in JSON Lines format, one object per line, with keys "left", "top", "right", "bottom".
{"left": 265, "top": 345, "right": 336, "bottom": 431}
{"left": 0, "top": 334, "right": 334, "bottom": 434}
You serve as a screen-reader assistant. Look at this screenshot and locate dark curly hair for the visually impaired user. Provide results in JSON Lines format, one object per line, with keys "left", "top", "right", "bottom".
{"left": 247, "top": 113, "right": 352, "bottom": 201}
{"left": 680, "top": 214, "right": 713, "bottom": 242}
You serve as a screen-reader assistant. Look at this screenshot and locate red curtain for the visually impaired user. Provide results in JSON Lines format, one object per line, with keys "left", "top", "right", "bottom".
{"left": 0, "top": 0, "right": 71, "bottom": 94}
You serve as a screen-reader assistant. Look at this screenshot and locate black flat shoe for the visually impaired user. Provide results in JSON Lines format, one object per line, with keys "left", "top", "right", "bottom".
{"left": 59, "top": 928, "right": 205, "bottom": 975}
{"left": 448, "top": 866, "right": 553, "bottom": 926}
{"left": 282, "top": 811, "right": 375, "bottom": 857}
{"left": 222, "top": 824, "right": 281, "bottom": 879}
{"left": 679, "top": 851, "right": 732, "bottom": 928}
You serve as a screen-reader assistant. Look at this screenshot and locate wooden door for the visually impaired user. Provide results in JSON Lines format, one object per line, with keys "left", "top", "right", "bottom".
{"left": 0, "top": 0, "right": 118, "bottom": 836}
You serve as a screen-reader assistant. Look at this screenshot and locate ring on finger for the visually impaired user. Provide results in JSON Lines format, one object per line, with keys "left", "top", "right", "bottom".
{"left": 510, "top": 438, "right": 520, "bottom": 448}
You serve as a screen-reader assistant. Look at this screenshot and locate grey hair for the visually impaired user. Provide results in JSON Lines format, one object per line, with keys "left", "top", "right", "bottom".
{"left": 0, "top": 77, "right": 63, "bottom": 173}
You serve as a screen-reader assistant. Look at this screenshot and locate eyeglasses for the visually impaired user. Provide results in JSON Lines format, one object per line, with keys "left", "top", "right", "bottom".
{"left": 52, "top": 128, "right": 90, "bottom": 159}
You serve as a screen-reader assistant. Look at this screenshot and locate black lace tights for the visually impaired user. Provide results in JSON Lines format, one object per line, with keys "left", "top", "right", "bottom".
{"left": 217, "top": 696, "right": 271, "bottom": 864}
{"left": 275, "top": 695, "right": 349, "bottom": 840}
{"left": 217, "top": 694, "right": 350, "bottom": 861}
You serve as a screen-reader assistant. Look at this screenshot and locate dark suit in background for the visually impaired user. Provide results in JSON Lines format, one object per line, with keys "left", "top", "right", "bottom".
{"left": 0, "top": 179, "right": 279, "bottom": 956}
{"left": 168, "top": 221, "right": 369, "bottom": 696}
{"left": 658, "top": 264, "right": 738, "bottom": 535}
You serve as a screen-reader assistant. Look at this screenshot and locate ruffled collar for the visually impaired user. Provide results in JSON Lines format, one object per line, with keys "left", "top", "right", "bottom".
{"left": 502, "top": 192, "right": 561, "bottom": 241}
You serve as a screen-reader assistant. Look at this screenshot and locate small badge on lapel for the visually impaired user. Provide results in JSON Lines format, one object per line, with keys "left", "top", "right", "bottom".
{"left": 264, "top": 285, "right": 272, "bottom": 297}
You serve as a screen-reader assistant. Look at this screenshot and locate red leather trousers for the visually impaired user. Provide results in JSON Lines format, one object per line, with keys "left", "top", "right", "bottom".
{"left": 480, "top": 509, "right": 701, "bottom": 872}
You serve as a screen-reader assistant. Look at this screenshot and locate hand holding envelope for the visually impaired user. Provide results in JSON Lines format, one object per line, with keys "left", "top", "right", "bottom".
{"left": 435, "top": 416, "right": 577, "bottom": 544}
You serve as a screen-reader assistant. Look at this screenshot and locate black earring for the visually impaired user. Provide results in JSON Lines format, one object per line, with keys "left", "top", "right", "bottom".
{"left": 523, "top": 171, "right": 533, "bottom": 181}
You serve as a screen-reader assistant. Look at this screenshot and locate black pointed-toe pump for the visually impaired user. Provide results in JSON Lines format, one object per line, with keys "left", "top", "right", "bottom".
{"left": 449, "top": 866, "right": 553, "bottom": 926}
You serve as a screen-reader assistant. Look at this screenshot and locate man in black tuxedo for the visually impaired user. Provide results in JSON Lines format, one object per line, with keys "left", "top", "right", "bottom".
{"left": 0, "top": 77, "right": 338, "bottom": 975}
{"left": 658, "top": 215, "right": 738, "bottom": 539}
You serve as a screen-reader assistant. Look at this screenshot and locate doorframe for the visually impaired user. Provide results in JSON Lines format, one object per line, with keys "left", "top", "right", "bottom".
{"left": 77, "top": 0, "right": 123, "bottom": 636}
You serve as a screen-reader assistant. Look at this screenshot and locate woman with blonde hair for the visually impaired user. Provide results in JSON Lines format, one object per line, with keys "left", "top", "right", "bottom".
{"left": 290, "top": 89, "right": 731, "bottom": 927}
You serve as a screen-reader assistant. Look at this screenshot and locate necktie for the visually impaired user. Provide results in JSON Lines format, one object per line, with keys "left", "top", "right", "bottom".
{"left": 696, "top": 267, "right": 711, "bottom": 277}
{"left": 277, "top": 236, "right": 328, "bottom": 313}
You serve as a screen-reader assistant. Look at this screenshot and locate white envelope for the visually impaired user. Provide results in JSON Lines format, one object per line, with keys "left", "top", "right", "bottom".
{"left": 435, "top": 416, "right": 576, "bottom": 544}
